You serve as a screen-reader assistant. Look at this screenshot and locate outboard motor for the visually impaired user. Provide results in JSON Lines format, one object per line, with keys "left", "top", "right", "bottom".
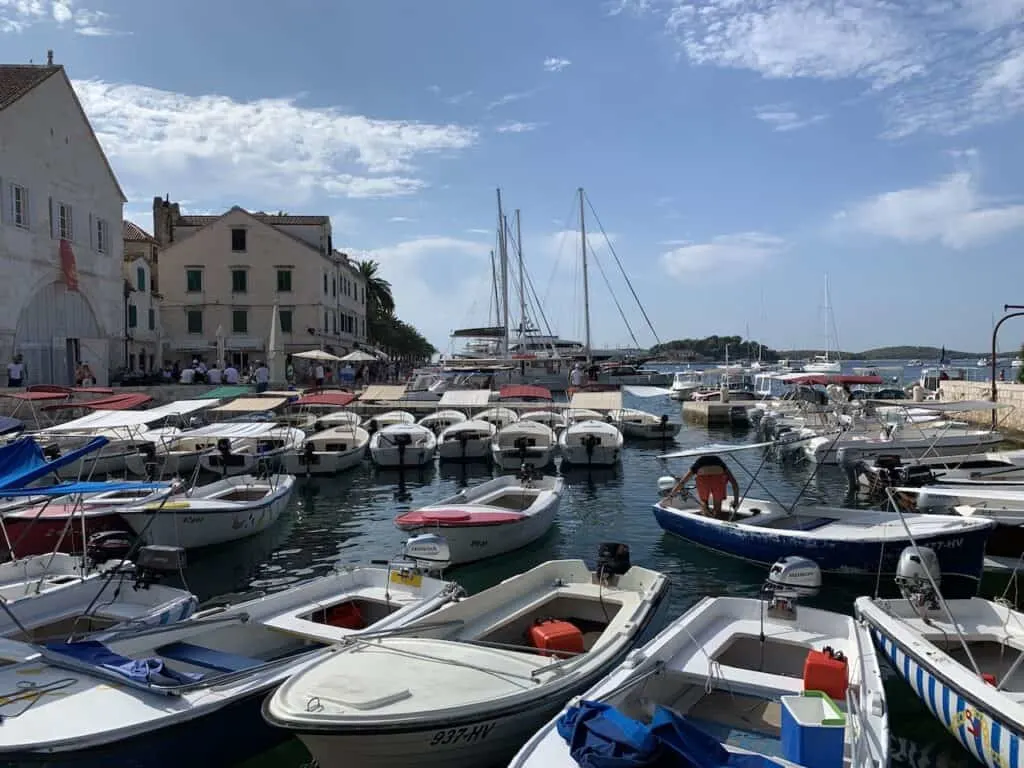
{"left": 134, "top": 545, "right": 188, "bottom": 589}
{"left": 393, "top": 431, "right": 412, "bottom": 464}
{"left": 513, "top": 436, "right": 532, "bottom": 472}
{"left": 763, "top": 556, "right": 822, "bottom": 619}
{"left": 659, "top": 414, "right": 670, "bottom": 435}
{"left": 139, "top": 442, "right": 158, "bottom": 481}
{"left": 895, "top": 546, "right": 942, "bottom": 610}
{"left": 582, "top": 433, "right": 600, "bottom": 464}
{"left": 456, "top": 429, "right": 471, "bottom": 460}
{"left": 301, "top": 440, "right": 316, "bottom": 471}
{"left": 401, "top": 533, "right": 452, "bottom": 575}
{"left": 595, "top": 542, "right": 631, "bottom": 584}
{"left": 366, "top": 419, "right": 379, "bottom": 436}
{"left": 216, "top": 437, "right": 232, "bottom": 477}
{"left": 86, "top": 530, "right": 134, "bottom": 566}
{"left": 42, "top": 443, "right": 61, "bottom": 460}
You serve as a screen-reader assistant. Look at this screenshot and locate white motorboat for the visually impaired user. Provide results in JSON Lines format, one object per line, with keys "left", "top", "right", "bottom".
{"left": 417, "top": 410, "right": 467, "bottom": 435}
{"left": 558, "top": 420, "right": 623, "bottom": 467}
{"left": 0, "top": 539, "right": 462, "bottom": 767}
{"left": 474, "top": 406, "right": 520, "bottom": 431}
{"left": 363, "top": 410, "right": 416, "bottom": 430}
{"left": 564, "top": 408, "right": 604, "bottom": 424}
{"left": 519, "top": 410, "right": 568, "bottom": 432}
{"left": 852, "top": 448, "right": 1024, "bottom": 493}
{"left": 126, "top": 422, "right": 287, "bottom": 478}
{"left": 315, "top": 410, "right": 362, "bottom": 429}
{"left": 491, "top": 420, "right": 557, "bottom": 471}
{"left": 198, "top": 425, "right": 305, "bottom": 476}
{"left": 0, "top": 548, "right": 197, "bottom": 641}
{"left": 393, "top": 473, "right": 563, "bottom": 565}
{"left": 263, "top": 549, "right": 670, "bottom": 768}
{"left": 118, "top": 474, "right": 295, "bottom": 549}
{"left": 369, "top": 423, "right": 437, "bottom": 468}
{"left": 436, "top": 420, "right": 495, "bottom": 462}
{"left": 608, "top": 408, "right": 681, "bottom": 440}
{"left": 856, "top": 546, "right": 1024, "bottom": 768}
{"left": 808, "top": 416, "right": 1003, "bottom": 465}
{"left": 668, "top": 370, "right": 703, "bottom": 401}
{"left": 512, "top": 558, "right": 889, "bottom": 768}
{"left": 280, "top": 425, "right": 369, "bottom": 476}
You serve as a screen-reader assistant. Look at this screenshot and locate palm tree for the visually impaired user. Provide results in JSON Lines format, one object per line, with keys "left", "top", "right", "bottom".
{"left": 357, "top": 259, "right": 395, "bottom": 321}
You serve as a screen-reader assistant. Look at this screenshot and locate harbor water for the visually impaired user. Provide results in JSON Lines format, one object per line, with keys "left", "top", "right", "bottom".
{"left": 172, "top": 386, "right": 989, "bottom": 767}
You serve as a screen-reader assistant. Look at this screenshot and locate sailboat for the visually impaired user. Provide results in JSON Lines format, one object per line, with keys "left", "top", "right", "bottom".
{"left": 803, "top": 274, "right": 842, "bottom": 374}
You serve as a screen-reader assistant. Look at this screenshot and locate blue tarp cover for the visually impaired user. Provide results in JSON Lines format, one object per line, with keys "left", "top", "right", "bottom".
{"left": 0, "top": 480, "right": 170, "bottom": 498}
{"left": 45, "top": 641, "right": 203, "bottom": 685}
{"left": 557, "top": 700, "right": 782, "bottom": 768}
{"left": 0, "top": 436, "right": 112, "bottom": 490}
{"left": 0, "top": 417, "right": 23, "bottom": 435}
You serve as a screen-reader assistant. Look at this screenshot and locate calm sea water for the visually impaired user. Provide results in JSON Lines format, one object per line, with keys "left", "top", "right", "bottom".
{"left": 170, "top": 364, "right": 992, "bottom": 768}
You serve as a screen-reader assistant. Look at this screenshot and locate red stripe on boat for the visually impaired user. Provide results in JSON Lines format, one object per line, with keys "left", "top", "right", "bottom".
{"left": 394, "top": 508, "right": 526, "bottom": 528}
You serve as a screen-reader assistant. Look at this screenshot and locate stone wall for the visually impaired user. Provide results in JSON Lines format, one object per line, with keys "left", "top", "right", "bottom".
{"left": 937, "top": 380, "right": 1024, "bottom": 433}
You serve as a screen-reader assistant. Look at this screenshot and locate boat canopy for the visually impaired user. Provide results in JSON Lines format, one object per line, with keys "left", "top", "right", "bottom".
{"left": 439, "top": 390, "right": 493, "bottom": 408}
{"left": 294, "top": 392, "right": 356, "bottom": 408}
{"left": 42, "top": 399, "right": 222, "bottom": 433}
{"left": 659, "top": 442, "right": 774, "bottom": 460}
{"left": 569, "top": 391, "right": 623, "bottom": 411}
{"left": 777, "top": 373, "right": 883, "bottom": 385}
{"left": 868, "top": 399, "right": 1012, "bottom": 412}
{"left": 450, "top": 326, "right": 506, "bottom": 339}
{"left": 41, "top": 393, "right": 153, "bottom": 412}
{"left": 498, "top": 385, "right": 552, "bottom": 401}
{"left": 0, "top": 479, "right": 170, "bottom": 498}
{"left": 622, "top": 385, "right": 673, "bottom": 398}
{"left": 0, "top": 417, "right": 22, "bottom": 435}
{"left": 210, "top": 397, "right": 287, "bottom": 413}
{"left": 2, "top": 391, "right": 71, "bottom": 402}
{"left": 170, "top": 422, "right": 284, "bottom": 439}
{"left": 0, "top": 436, "right": 109, "bottom": 490}
{"left": 359, "top": 385, "right": 408, "bottom": 401}
{"left": 200, "top": 385, "right": 252, "bottom": 399}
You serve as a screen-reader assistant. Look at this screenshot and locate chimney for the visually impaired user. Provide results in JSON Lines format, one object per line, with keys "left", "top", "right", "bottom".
{"left": 46, "top": 50, "right": 53, "bottom": 66}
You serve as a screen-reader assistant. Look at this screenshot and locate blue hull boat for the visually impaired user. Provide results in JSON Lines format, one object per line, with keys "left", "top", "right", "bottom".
{"left": 653, "top": 495, "right": 992, "bottom": 589}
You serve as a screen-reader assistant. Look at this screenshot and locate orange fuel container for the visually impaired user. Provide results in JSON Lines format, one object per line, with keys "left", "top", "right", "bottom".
{"left": 803, "top": 648, "right": 849, "bottom": 700}
{"left": 325, "top": 602, "right": 365, "bottom": 630}
{"left": 528, "top": 619, "right": 584, "bottom": 659}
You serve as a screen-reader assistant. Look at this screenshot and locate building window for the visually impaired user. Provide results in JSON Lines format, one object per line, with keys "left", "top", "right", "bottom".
{"left": 96, "top": 218, "right": 108, "bottom": 253}
{"left": 276, "top": 269, "right": 292, "bottom": 292}
{"left": 231, "top": 269, "right": 247, "bottom": 293}
{"left": 231, "top": 228, "right": 246, "bottom": 252}
{"left": 324, "top": 311, "right": 329, "bottom": 332}
{"left": 128, "top": 305, "right": 137, "bottom": 328}
{"left": 280, "top": 310, "right": 293, "bottom": 333}
{"left": 186, "top": 310, "right": 203, "bottom": 334}
{"left": 323, "top": 274, "right": 328, "bottom": 294}
{"left": 148, "top": 308, "right": 155, "bottom": 330}
{"left": 232, "top": 310, "right": 248, "bottom": 334}
{"left": 331, "top": 277, "right": 336, "bottom": 297}
{"left": 58, "top": 202, "right": 72, "bottom": 240}
{"left": 137, "top": 266, "right": 146, "bottom": 292}
{"left": 9, "top": 184, "right": 28, "bottom": 228}
{"left": 332, "top": 313, "right": 338, "bottom": 335}
{"left": 186, "top": 269, "right": 203, "bottom": 293}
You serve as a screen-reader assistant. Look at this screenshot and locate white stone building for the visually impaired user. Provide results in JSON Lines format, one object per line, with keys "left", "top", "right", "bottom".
{"left": 0, "top": 57, "right": 126, "bottom": 386}
{"left": 154, "top": 200, "right": 367, "bottom": 368}
{"left": 122, "top": 221, "right": 162, "bottom": 371}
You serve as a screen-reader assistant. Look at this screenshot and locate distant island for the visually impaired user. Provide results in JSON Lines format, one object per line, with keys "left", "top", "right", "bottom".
{"left": 648, "top": 337, "right": 984, "bottom": 363}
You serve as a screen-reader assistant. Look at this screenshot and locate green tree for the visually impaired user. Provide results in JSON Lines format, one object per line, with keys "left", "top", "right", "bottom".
{"left": 357, "top": 259, "right": 396, "bottom": 320}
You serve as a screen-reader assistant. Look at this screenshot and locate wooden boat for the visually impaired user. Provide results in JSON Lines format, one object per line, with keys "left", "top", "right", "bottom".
{"left": 280, "top": 425, "right": 369, "bottom": 476}
{"left": 436, "top": 420, "right": 495, "bottom": 462}
{"left": 393, "top": 473, "right": 563, "bottom": 565}
{"left": 491, "top": 421, "right": 557, "bottom": 471}
{"left": 118, "top": 475, "right": 295, "bottom": 549}
{"left": 263, "top": 549, "right": 670, "bottom": 768}
{"left": 558, "top": 420, "right": 623, "bottom": 467}
{"left": 512, "top": 557, "right": 889, "bottom": 767}
{"left": 0, "top": 542, "right": 461, "bottom": 767}
{"left": 370, "top": 424, "right": 436, "bottom": 468}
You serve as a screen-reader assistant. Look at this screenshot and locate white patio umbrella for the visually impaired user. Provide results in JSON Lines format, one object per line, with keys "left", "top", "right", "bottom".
{"left": 292, "top": 349, "right": 344, "bottom": 362}
{"left": 267, "top": 304, "right": 286, "bottom": 384}
{"left": 339, "top": 350, "right": 377, "bottom": 362}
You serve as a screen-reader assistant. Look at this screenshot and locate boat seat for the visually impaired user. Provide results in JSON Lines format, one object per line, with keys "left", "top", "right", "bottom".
{"left": 156, "top": 642, "right": 263, "bottom": 673}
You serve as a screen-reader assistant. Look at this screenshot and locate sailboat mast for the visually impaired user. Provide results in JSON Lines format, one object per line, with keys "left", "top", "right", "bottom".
{"left": 489, "top": 249, "right": 500, "bottom": 326}
{"left": 579, "top": 187, "right": 592, "bottom": 362}
{"left": 824, "top": 275, "right": 831, "bottom": 361}
{"left": 497, "top": 189, "right": 510, "bottom": 356}
{"left": 515, "top": 209, "right": 526, "bottom": 336}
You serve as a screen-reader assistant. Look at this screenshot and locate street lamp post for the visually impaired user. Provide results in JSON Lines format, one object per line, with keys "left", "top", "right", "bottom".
{"left": 990, "top": 304, "right": 1024, "bottom": 427}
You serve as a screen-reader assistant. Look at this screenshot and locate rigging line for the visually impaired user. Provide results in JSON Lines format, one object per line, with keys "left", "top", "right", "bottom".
{"left": 587, "top": 239, "right": 640, "bottom": 349}
{"left": 542, "top": 193, "right": 581, "bottom": 309}
{"left": 584, "top": 191, "right": 661, "bottom": 345}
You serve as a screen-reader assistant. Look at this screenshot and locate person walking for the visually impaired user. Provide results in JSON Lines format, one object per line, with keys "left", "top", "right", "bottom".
{"left": 6, "top": 355, "right": 24, "bottom": 388}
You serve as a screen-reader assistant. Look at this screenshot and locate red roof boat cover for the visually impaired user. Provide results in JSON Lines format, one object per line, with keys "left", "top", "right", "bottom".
{"left": 788, "top": 374, "right": 883, "bottom": 386}
{"left": 26, "top": 385, "right": 72, "bottom": 394}
{"left": 394, "top": 508, "right": 526, "bottom": 528}
{"left": 294, "top": 392, "right": 356, "bottom": 408}
{"left": 499, "top": 385, "right": 553, "bottom": 401}
{"left": 73, "top": 386, "right": 115, "bottom": 395}
{"left": 42, "top": 393, "right": 153, "bottom": 411}
{"left": 3, "top": 391, "right": 71, "bottom": 402}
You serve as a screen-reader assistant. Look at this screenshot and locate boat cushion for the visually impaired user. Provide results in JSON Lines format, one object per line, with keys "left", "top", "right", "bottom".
{"left": 394, "top": 508, "right": 526, "bottom": 527}
{"left": 156, "top": 641, "right": 263, "bottom": 673}
{"left": 556, "top": 700, "right": 783, "bottom": 767}
{"left": 45, "top": 640, "right": 205, "bottom": 685}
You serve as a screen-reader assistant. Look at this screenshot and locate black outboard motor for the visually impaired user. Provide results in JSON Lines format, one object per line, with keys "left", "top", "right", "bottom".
{"left": 139, "top": 442, "right": 158, "bottom": 481}
{"left": 393, "top": 431, "right": 412, "bottom": 464}
{"left": 659, "top": 414, "right": 670, "bottom": 435}
{"left": 135, "top": 545, "right": 187, "bottom": 588}
{"left": 582, "top": 433, "right": 600, "bottom": 464}
{"left": 42, "top": 443, "right": 61, "bottom": 460}
{"left": 596, "top": 543, "right": 631, "bottom": 584}
{"left": 216, "top": 437, "right": 232, "bottom": 477}
{"left": 366, "top": 419, "right": 379, "bottom": 436}
{"left": 86, "top": 530, "right": 134, "bottom": 566}
{"left": 457, "top": 429, "right": 471, "bottom": 460}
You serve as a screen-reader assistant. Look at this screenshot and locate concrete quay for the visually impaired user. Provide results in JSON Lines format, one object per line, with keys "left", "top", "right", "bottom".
{"left": 681, "top": 399, "right": 752, "bottom": 427}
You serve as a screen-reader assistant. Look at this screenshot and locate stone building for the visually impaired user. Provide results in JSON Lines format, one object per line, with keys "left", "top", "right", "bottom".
{"left": 122, "top": 221, "right": 162, "bottom": 371}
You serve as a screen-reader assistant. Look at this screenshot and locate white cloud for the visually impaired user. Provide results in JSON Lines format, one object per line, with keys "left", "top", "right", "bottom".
{"left": 486, "top": 90, "right": 539, "bottom": 110}
{"left": 606, "top": 0, "right": 652, "bottom": 16}
{"left": 389, "top": 216, "right": 416, "bottom": 223}
{"left": 0, "top": 0, "right": 120, "bottom": 34}
{"left": 494, "top": 121, "right": 543, "bottom": 133}
{"left": 661, "top": 233, "right": 784, "bottom": 278}
{"left": 543, "top": 57, "right": 571, "bottom": 73}
{"left": 838, "top": 170, "right": 1024, "bottom": 249}
{"left": 622, "top": 1, "right": 1024, "bottom": 137}
{"left": 72, "top": 79, "right": 478, "bottom": 205}
{"left": 754, "top": 104, "right": 827, "bottom": 131}
{"left": 465, "top": 228, "right": 492, "bottom": 235}
{"left": 443, "top": 90, "right": 474, "bottom": 105}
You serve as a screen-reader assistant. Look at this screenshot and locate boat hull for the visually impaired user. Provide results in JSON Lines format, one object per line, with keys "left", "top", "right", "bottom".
{"left": 437, "top": 439, "right": 491, "bottom": 462}
{"left": 1, "top": 509, "right": 130, "bottom": 557}
{"left": 559, "top": 445, "right": 620, "bottom": 466}
{"left": 492, "top": 448, "right": 555, "bottom": 471}
{"left": 55, "top": 449, "right": 138, "bottom": 478}
{"left": 281, "top": 447, "right": 365, "bottom": 476}
{"left": 371, "top": 446, "right": 435, "bottom": 467}
{"left": 811, "top": 433, "right": 1003, "bottom": 465}
{"left": 125, "top": 451, "right": 200, "bottom": 478}
{"left": 652, "top": 503, "right": 989, "bottom": 591}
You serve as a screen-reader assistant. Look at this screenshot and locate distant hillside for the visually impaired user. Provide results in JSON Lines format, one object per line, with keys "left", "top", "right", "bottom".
{"left": 776, "top": 346, "right": 980, "bottom": 361}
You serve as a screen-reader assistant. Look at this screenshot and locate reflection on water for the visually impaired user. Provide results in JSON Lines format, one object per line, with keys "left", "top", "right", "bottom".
{"left": 203, "top": 396, "right": 980, "bottom": 767}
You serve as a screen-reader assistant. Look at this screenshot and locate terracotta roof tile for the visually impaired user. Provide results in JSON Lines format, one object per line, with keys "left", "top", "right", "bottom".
{"left": 178, "top": 212, "right": 329, "bottom": 226}
{"left": 123, "top": 221, "right": 157, "bottom": 243}
{"left": 0, "top": 64, "right": 61, "bottom": 110}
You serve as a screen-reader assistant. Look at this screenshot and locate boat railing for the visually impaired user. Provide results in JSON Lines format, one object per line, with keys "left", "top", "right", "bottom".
{"left": 845, "top": 683, "right": 886, "bottom": 768}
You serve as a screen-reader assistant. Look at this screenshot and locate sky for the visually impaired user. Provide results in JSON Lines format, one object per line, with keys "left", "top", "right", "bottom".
{"left": 3, "top": 0, "right": 1024, "bottom": 355}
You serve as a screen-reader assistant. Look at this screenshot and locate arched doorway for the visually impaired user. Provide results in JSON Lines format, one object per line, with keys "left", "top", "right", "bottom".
{"left": 15, "top": 282, "right": 104, "bottom": 386}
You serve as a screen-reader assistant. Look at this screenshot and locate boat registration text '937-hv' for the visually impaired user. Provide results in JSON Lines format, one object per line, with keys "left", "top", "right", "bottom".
{"left": 429, "top": 722, "right": 495, "bottom": 746}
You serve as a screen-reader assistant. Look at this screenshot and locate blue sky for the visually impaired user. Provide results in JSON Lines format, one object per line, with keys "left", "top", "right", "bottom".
{"left": 4, "top": 0, "right": 1024, "bottom": 354}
